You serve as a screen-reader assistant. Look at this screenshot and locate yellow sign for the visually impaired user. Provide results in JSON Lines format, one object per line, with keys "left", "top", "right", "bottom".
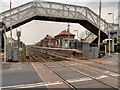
{"left": 81, "top": 40, "right": 86, "bottom": 42}
{"left": 0, "top": 52, "right": 4, "bottom": 57}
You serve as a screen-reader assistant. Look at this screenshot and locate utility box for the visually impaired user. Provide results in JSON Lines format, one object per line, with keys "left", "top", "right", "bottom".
{"left": 82, "top": 43, "right": 91, "bottom": 57}
{"left": 91, "top": 47, "right": 99, "bottom": 59}
{"left": 6, "top": 47, "right": 12, "bottom": 61}
{"left": 13, "top": 48, "right": 19, "bottom": 62}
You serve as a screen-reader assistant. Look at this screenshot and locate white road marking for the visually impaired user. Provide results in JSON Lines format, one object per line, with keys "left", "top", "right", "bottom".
{"left": 105, "top": 71, "right": 119, "bottom": 77}
{"left": 66, "top": 77, "right": 92, "bottom": 83}
{"left": 105, "top": 71, "right": 110, "bottom": 73}
{"left": 70, "top": 64, "right": 76, "bottom": 65}
{"left": 67, "top": 75, "right": 109, "bottom": 83}
{"left": 95, "top": 75, "right": 108, "bottom": 79}
{"left": 110, "top": 73, "right": 120, "bottom": 77}
{"left": 2, "top": 81, "right": 63, "bottom": 89}
{"left": 1, "top": 75, "right": 110, "bottom": 89}
{"left": 105, "top": 61, "right": 112, "bottom": 63}
{"left": 8, "top": 68, "right": 22, "bottom": 71}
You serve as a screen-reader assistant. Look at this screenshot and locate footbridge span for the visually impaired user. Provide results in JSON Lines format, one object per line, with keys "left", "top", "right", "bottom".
{"left": 0, "top": 1, "right": 119, "bottom": 50}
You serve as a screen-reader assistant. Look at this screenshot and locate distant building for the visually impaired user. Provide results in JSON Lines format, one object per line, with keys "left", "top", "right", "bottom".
{"left": 40, "top": 35, "right": 55, "bottom": 47}
{"left": 54, "top": 30, "right": 75, "bottom": 48}
{"left": 39, "top": 30, "right": 76, "bottom": 48}
{"left": 102, "top": 29, "right": 120, "bottom": 52}
{"left": 110, "top": 29, "right": 120, "bottom": 52}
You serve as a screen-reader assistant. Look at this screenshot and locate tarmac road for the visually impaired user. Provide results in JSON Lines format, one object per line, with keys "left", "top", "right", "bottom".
{"left": 1, "top": 53, "right": 119, "bottom": 90}
{"left": 2, "top": 62, "right": 47, "bottom": 90}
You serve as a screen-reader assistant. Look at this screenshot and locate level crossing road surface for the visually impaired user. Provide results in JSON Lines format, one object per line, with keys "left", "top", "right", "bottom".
{"left": 2, "top": 63, "right": 47, "bottom": 90}
{"left": 1, "top": 52, "right": 119, "bottom": 90}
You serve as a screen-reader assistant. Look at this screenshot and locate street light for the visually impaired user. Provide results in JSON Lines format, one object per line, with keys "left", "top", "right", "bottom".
{"left": 107, "top": 12, "right": 114, "bottom": 56}
{"left": 74, "top": 30, "right": 79, "bottom": 49}
{"left": 108, "top": 13, "right": 114, "bottom": 24}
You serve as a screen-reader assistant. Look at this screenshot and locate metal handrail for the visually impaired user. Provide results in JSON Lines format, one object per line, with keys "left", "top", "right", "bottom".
{"left": 0, "top": 1, "right": 119, "bottom": 43}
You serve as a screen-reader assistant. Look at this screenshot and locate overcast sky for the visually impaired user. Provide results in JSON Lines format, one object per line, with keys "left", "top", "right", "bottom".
{"left": 1, "top": 0, "right": 119, "bottom": 45}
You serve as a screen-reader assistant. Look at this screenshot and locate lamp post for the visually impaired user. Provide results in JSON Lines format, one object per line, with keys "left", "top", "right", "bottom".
{"left": 107, "top": 12, "right": 114, "bottom": 56}
{"left": 108, "top": 13, "right": 114, "bottom": 24}
{"left": 74, "top": 30, "right": 79, "bottom": 49}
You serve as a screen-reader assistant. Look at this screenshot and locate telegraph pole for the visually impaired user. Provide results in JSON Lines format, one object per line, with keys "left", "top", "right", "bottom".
{"left": 10, "top": 0, "right": 13, "bottom": 61}
{"left": 10, "top": 0, "right": 12, "bottom": 43}
{"left": 67, "top": 23, "right": 70, "bottom": 49}
{"left": 98, "top": 0, "right": 101, "bottom": 57}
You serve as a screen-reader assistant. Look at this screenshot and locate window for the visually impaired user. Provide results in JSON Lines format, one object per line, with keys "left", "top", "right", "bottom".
{"left": 114, "top": 38, "right": 117, "bottom": 43}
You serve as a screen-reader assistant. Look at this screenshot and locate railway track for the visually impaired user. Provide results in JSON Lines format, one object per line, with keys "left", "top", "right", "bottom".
{"left": 72, "top": 59, "right": 119, "bottom": 74}
{"left": 28, "top": 46, "right": 119, "bottom": 74}
{"left": 27, "top": 46, "right": 119, "bottom": 89}
{"left": 30, "top": 46, "right": 118, "bottom": 66}
{"left": 28, "top": 48, "right": 77, "bottom": 90}
{"left": 31, "top": 46, "right": 118, "bottom": 66}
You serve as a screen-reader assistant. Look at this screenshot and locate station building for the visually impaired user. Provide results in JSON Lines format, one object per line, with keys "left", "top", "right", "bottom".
{"left": 39, "top": 34, "right": 56, "bottom": 47}
{"left": 39, "top": 30, "right": 76, "bottom": 48}
{"left": 54, "top": 30, "right": 75, "bottom": 48}
{"left": 110, "top": 30, "right": 120, "bottom": 52}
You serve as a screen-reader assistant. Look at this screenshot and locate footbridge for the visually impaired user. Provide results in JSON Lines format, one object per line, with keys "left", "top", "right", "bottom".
{"left": 0, "top": 1, "right": 119, "bottom": 49}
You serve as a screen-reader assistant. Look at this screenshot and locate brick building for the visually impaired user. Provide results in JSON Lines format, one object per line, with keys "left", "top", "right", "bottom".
{"left": 40, "top": 35, "right": 55, "bottom": 47}
{"left": 39, "top": 30, "right": 75, "bottom": 48}
{"left": 54, "top": 30, "right": 75, "bottom": 48}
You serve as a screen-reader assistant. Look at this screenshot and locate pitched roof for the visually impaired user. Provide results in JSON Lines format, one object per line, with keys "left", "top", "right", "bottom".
{"left": 55, "top": 30, "right": 75, "bottom": 37}
{"left": 45, "top": 34, "right": 53, "bottom": 39}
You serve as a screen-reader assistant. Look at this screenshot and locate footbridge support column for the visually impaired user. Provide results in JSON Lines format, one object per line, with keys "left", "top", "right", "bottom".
{"left": 0, "top": 22, "right": 4, "bottom": 62}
